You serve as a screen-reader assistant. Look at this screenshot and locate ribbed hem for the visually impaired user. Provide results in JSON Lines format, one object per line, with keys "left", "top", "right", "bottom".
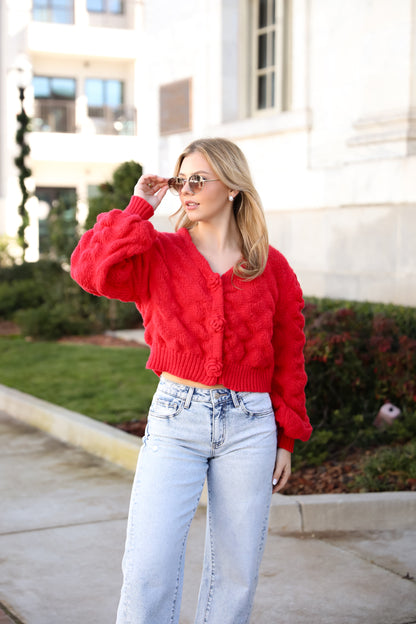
{"left": 277, "top": 432, "right": 295, "bottom": 453}
{"left": 146, "top": 348, "right": 272, "bottom": 392}
{"left": 124, "top": 196, "right": 154, "bottom": 220}
{"left": 147, "top": 349, "right": 212, "bottom": 385}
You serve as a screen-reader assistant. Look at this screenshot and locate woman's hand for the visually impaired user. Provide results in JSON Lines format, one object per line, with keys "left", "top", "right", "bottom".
{"left": 272, "top": 448, "right": 291, "bottom": 493}
{"left": 133, "top": 175, "right": 170, "bottom": 210}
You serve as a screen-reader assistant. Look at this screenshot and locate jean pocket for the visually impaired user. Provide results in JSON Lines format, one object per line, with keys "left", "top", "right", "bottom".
{"left": 237, "top": 392, "right": 274, "bottom": 418}
{"left": 149, "top": 395, "right": 184, "bottom": 419}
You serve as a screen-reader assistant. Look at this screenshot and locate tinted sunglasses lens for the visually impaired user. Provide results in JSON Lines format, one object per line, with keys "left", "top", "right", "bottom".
{"left": 189, "top": 175, "right": 204, "bottom": 193}
{"left": 168, "top": 178, "right": 183, "bottom": 195}
{"left": 168, "top": 175, "right": 204, "bottom": 194}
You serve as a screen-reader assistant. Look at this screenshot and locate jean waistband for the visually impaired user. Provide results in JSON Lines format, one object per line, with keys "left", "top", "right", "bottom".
{"left": 157, "top": 377, "right": 240, "bottom": 408}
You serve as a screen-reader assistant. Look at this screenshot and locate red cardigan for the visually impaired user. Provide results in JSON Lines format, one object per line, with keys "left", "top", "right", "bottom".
{"left": 70, "top": 196, "right": 312, "bottom": 452}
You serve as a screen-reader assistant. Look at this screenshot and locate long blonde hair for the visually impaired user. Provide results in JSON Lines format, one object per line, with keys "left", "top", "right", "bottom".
{"left": 172, "top": 137, "right": 269, "bottom": 281}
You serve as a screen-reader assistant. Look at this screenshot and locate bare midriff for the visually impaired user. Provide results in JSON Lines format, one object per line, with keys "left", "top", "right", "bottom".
{"left": 161, "top": 372, "right": 226, "bottom": 390}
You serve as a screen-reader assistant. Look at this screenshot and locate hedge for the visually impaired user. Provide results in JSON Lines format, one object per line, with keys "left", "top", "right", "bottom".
{"left": 299, "top": 299, "right": 416, "bottom": 466}
{"left": 0, "top": 260, "right": 140, "bottom": 340}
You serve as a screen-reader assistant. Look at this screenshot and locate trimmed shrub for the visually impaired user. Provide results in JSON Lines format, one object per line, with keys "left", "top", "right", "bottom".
{"left": 0, "top": 279, "right": 45, "bottom": 318}
{"left": 297, "top": 299, "right": 416, "bottom": 467}
{"left": 16, "top": 303, "right": 91, "bottom": 340}
{"left": 0, "top": 260, "right": 140, "bottom": 340}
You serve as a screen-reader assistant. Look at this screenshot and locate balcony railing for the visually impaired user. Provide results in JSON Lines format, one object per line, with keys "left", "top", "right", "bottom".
{"left": 33, "top": 100, "right": 136, "bottom": 135}
{"left": 33, "top": 99, "right": 76, "bottom": 133}
{"left": 87, "top": 106, "right": 136, "bottom": 135}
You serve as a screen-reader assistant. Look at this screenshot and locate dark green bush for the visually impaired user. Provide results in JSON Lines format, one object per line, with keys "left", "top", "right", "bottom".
{"left": 85, "top": 160, "right": 142, "bottom": 230}
{"left": 16, "top": 303, "right": 91, "bottom": 340}
{"left": 0, "top": 279, "right": 45, "bottom": 318}
{"left": 0, "top": 259, "right": 140, "bottom": 339}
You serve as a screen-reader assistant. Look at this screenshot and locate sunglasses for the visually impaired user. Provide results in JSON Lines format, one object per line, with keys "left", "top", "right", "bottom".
{"left": 168, "top": 174, "right": 220, "bottom": 195}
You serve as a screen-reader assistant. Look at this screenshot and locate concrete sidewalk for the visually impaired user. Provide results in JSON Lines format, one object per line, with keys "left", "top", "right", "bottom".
{"left": 1, "top": 410, "right": 415, "bottom": 624}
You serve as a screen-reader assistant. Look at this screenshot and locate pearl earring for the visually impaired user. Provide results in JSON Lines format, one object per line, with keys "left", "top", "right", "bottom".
{"left": 228, "top": 195, "right": 234, "bottom": 202}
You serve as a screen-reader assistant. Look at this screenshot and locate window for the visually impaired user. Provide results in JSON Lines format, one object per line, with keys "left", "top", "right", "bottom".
{"left": 33, "top": 76, "right": 76, "bottom": 132}
{"left": 252, "top": 0, "right": 290, "bottom": 112}
{"left": 32, "top": 0, "right": 74, "bottom": 24}
{"left": 87, "top": 0, "right": 124, "bottom": 14}
{"left": 85, "top": 78, "right": 134, "bottom": 135}
{"left": 85, "top": 79, "right": 123, "bottom": 112}
{"left": 33, "top": 76, "right": 76, "bottom": 100}
{"left": 88, "top": 185, "right": 101, "bottom": 200}
{"left": 35, "top": 187, "right": 77, "bottom": 256}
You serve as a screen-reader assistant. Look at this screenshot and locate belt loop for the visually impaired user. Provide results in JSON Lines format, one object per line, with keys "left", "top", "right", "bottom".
{"left": 184, "top": 386, "right": 194, "bottom": 409}
{"left": 230, "top": 390, "right": 240, "bottom": 408}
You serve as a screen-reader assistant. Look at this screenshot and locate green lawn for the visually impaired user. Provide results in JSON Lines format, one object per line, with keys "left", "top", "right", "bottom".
{"left": 0, "top": 338, "right": 158, "bottom": 423}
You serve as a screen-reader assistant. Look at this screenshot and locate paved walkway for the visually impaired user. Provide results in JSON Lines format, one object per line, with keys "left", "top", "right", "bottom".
{"left": 0, "top": 411, "right": 415, "bottom": 624}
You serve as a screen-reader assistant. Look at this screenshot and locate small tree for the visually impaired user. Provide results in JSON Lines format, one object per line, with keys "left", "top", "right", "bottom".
{"left": 0, "top": 237, "right": 14, "bottom": 267}
{"left": 14, "top": 106, "right": 32, "bottom": 252}
{"left": 85, "top": 161, "right": 142, "bottom": 230}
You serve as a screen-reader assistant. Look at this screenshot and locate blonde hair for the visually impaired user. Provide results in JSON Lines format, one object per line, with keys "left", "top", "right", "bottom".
{"left": 172, "top": 137, "right": 269, "bottom": 281}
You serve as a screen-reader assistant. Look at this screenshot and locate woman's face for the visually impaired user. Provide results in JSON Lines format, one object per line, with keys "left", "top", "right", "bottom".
{"left": 178, "top": 152, "right": 231, "bottom": 224}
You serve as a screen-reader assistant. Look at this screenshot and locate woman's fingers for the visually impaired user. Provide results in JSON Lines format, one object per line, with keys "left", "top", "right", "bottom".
{"left": 133, "top": 175, "right": 170, "bottom": 209}
{"left": 272, "top": 448, "right": 292, "bottom": 493}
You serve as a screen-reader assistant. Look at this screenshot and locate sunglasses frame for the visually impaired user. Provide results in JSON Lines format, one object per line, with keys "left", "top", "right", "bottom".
{"left": 168, "top": 174, "right": 220, "bottom": 195}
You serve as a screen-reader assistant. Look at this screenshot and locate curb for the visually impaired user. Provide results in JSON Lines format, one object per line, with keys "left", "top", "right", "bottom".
{"left": 0, "top": 383, "right": 140, "bottom": 472}
{"left": 1, "top": 383, "right": 415, "bottom": 533}
{"left": 269, "top": 490, "right": 416, "bottom": 533}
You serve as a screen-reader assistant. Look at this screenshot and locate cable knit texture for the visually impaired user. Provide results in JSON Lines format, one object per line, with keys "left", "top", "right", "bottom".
{"left": 70, "top": 196, "right": 312, "bottom": 452}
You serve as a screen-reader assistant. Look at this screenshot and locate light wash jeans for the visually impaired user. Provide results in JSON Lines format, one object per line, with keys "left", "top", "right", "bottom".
{"left": 116, "top": 378, "right": 277, "bottom": 624}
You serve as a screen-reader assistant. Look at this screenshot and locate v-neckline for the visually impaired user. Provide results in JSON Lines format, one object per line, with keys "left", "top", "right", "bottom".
{"left": 182, "top": 228, "right": 236, "bottom": 278}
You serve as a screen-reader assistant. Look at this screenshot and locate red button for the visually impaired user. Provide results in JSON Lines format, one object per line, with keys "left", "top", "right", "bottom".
{"left": 210, "top": 317, "right": 225, "bottom": 332}
{"left": 205, "top": 358, "right": 222, "bottom": 377}
{"left": 207, "top": 274, "right": 221, "bottom": 290}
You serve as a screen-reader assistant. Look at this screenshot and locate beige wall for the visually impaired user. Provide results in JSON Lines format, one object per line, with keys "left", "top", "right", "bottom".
{"left": 145, "top": 0, "right": 416, "bottom": 307}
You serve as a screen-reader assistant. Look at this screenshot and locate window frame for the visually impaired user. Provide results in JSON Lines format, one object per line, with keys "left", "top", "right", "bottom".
{"left": 35, "top": 186, "right": 77, "bottom": 255}
{"left": 86, "top": 0, "right": 124, "bottom": 14}
{"left": 33, "top": 76, "right": 76, "bottom": 101}
{"left": 32, "top": 76, "right": 76, "bottom": 133}
{"left": 85, "top": 78, "right": 124, "bottom": 112}
{"left": 32, "top": 0, "right": 74, "bottom": 24}
{"left": 250, "top": 0, "right": 291, "bottom": 115}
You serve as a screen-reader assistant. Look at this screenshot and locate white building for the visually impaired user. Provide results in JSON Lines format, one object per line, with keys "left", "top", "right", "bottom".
{"left": 1, "top": 0, "right": 141, "bottom": 260}
{"left": 1, "top": 0, "right": 416, "bottom": 306}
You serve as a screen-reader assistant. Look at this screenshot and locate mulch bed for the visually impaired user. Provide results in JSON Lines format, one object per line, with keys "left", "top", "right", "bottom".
{"left": 0, "top": 321, "right": 21, "bottom": 336}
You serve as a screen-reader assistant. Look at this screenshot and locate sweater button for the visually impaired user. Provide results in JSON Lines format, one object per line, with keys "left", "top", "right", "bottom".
{"left": 207, "top": 274, "right": 221, "bottom": 290}
{"left": 205, "top": 358, "right": 222, "bottom": 377}
{"left": 210, "top": 316, "right": 225, "bottom": 332}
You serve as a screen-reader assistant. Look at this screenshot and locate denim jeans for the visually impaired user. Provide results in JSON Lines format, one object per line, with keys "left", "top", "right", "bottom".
{"left": 116, "top": 378, "right": 277, "bottom": 624}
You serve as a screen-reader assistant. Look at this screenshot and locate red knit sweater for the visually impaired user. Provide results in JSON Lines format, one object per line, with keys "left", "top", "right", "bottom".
{"left": 70, "top": 196, "right": 312, "bottom": 452}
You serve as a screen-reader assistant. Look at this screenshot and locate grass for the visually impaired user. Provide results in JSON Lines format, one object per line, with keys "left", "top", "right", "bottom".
{"left": 0, "top": 338, "right": 158, "bottom": 424}
{"left": 351, "top": 440, "right": 416, "bottom": 492}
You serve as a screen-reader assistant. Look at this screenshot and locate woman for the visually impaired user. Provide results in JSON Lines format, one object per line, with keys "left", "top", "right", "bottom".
{"left": 71, "top": 137, "right": 312, "bottom": 624}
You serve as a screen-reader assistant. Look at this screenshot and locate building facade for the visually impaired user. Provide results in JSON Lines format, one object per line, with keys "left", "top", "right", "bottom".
{"left": 1, "top": 0, "right": 142, "bottom": 260}
{"left": 1, "top": 0, "right": 416, "bottom": 305}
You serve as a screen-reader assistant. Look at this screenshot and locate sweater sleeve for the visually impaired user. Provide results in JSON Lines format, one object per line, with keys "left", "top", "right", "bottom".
{"left": 70, "top": 196, "right": 157, "bottom": 304}
{"left": 270, "top": 257, "right": 312, "bottom": 453}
